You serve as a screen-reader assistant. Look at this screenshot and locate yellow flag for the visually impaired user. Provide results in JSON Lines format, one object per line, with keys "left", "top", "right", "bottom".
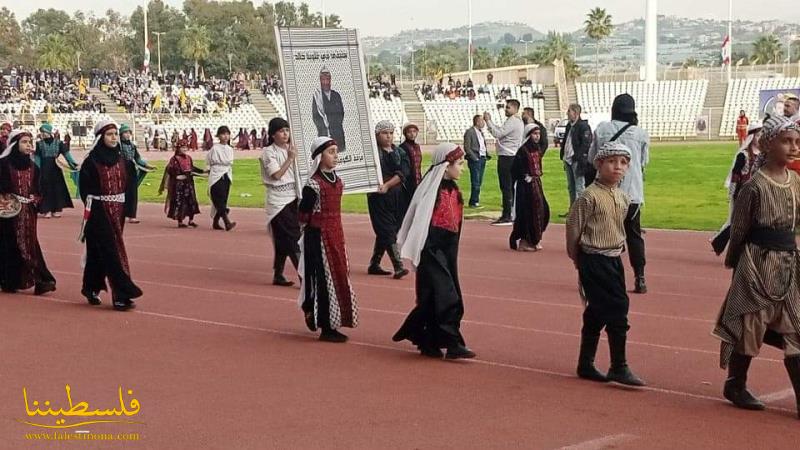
{"left": 153, "top": 93, "right": 162, "bottom": 110}
{"left": 179, "top": 88, "right": 187, "bottom": 107}
{"left": 46, "top": 105, "right": 53, "bottom": 124}
{"left": 78, "top": 77, "right": 86, "bottom": 95}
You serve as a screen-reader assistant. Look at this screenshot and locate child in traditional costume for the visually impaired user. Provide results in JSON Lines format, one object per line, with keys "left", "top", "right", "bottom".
{"left": 298, "top": 137, "right": 357, "bottom": 343}
{"left": 712, "top": 115, "right": 800, "bottom": 417}
{"left": 79, "top": 121, "right": 143, "bottom": 311}
{"left": 206, "top": 126, "right": 236, "bottom": 231}
{"left": 35, "top": 123, "right": 77, "bottom": 218}
{"left": 0, "top": 130, "right": 57, "bottom": 295}
{"left": 567, "top": 142, "right": 645, "bottom": 386}
{"left": 260, "top": 118, "right": 301, "bottom": 287}
{"left": 160, "top": 138, "right": 203, "bottom": 228}
{"left": 393, "top": 143, "right": 475, "bottom": 359}
{"left": 711, "top": 121, "right": 762, "bottom": 255}
{"left": 510, "top": 123, "right": 550, "bottom": 252}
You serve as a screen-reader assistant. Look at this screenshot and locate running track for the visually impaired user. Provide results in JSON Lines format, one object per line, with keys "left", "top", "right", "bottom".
{"left": 1, "top": 204, "right": 798, "bottom": 449}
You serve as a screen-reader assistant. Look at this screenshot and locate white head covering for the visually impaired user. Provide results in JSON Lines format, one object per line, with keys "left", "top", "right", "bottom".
{"left": 0, "top": 129, "right": 31, "bottom": 160}
{"left": 307, "top": 136, "right": 336, "bottom": 182}
{"left": 759, "top": 114, "right": 798, "bottom": 149}
{"left": 90, "top": 119, "right": 119, "bottom": 152}
{"left": 523, "top": 123, "right": 540, "bottom": 142}
{"left": 398, "top": 142, "right": 465, "bottom": 269}
{"left": 375, "top": 120, "right": 394, "bottom": 135}
{"left": 725, "top": 121, "right": 762, "bottom": 188}
{"left": 593, "top": 141, "right": 631, "bottom": 163}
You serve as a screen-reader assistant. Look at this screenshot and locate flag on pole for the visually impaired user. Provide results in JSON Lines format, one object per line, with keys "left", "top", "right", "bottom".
{"left": 721, "top": 35, "right": 731, "bottom": 66}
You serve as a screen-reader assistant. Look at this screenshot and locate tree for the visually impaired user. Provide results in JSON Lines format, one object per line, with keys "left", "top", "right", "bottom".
{"left": 584, "top": 7, "right": 613, "bottom": 80}
{"left": 752, "top": 34, "right": 783, "bottom": 65}
{"left": 532, "top": 32, "right": 580, "bottom": 79}
{"left": 22, "top": 8, "right": 71, "bottom": 48}
{"left": 274, "top": 1, "right": 297, "bottom": 27}
{"left": 496, "top": 46, "right": 521, "bottom": 68}
{"left": 0, "top": 8, "right": 26, "bottom": 64}
{"left": 473, "top": 47, "right": 494, "bottom": 70}
{"left": 37, "top": 34, "right": 74, "bottom": 70}
{"left": 682, "top": 57, "right": 699, "bottom": 68}
{"left": 180, "top": 23, "right": 211, "bottom": 77}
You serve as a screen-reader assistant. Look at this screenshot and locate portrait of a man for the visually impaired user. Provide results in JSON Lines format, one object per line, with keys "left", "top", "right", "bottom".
{"left": 311, "top": 66, "right": 346, "bottom": 151}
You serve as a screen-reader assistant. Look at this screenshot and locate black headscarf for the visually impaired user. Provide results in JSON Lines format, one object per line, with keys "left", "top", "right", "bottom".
{"left": 611, "top": 93, "right": 638, "bottom": 126}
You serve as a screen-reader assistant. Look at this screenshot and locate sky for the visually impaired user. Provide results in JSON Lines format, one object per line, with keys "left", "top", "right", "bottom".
{"left": 5, "top": 0, "right": 800, "bottom": 37}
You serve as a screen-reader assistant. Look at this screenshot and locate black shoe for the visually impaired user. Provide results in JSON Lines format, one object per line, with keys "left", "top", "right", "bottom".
{"left": 83, "top": 290, "right": 101, "bottom": 305}
{"left": 212, "top": 222, "right": 224, "bottom": 230}
{"left": 2, "top": 286, "right": 17, "bottom": 293}
{"left": 784, "top": 356, "right": 800, "bottom": 419}
{"left": 368, "top": 265, "right": 391, "bottom": 275}
{"left": 723, "top": 352, "right": 765, "bottom": 410}
{"left": 188, "top": 221, "right": 198, "bottom": 228}
{"left": 34, "top": 282, "right": 56, "bottom": 296}
{"left": 491, "top": 217, "right": 512, "bottom": 226}
{"left": 225, "top": 221, "right": 237, "bottom": 231}
{"left": 420, "top": 346, "right": 444, "bottom": 358}
{"left": 445, "top": 345, "right": 476, "bottom": 359}
{"left": 393, "top": 268, "right": 409, "bottom": 280}
{"left": 607, "top": 330, "right": 645, "bottom": 386}
{"left": 577, "top": 334, "right": 609, "bottom": 382}
{"left": 634, "top": 276, "right": 647, "bottom": 294}
{"left": 304, "top": 311, "right": 317, "bottom": 332}
{"left": 112, "top": 299, "right": 135, "bottom": 311}
{"left": 178, "top": 222, "right": 188, "bottom": 228}
{"left": 319, "top": 329, "right": 348, "bottom": 343}
{"left": 272, "top": 275, "right": 295, "bottom": 287}
{"left": 607, "top": 365, "right": 646, "bottom": 386}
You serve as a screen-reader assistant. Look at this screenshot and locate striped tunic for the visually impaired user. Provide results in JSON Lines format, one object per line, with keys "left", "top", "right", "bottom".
{"left": 713, "top": 170, "right": 800, "bottom": 367}
{"left": 566, "top": 181, "right": 630, "bottom": 257}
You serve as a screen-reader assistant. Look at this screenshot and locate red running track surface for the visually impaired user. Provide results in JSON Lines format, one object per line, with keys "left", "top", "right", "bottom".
{"left": 1, "top": 204, "right": 798, "bottom": 449}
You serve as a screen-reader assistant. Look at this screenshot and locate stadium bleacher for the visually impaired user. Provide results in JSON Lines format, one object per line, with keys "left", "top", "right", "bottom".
{"left": 418, "top": 84, "right": 545, "bottom": 142}
{"left": 135, "top": 104, "right": 269, "bottom": 143}
{"left": 576, "top": 80, "right": 708, "bottom": 138}
{"left": 720, "top": 77, "right": 800, "bottom": 136}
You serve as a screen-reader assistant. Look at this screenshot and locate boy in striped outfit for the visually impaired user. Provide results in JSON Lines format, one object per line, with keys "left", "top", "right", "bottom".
{"left": 566, "top": 142, "right": 645, "bottom": 387}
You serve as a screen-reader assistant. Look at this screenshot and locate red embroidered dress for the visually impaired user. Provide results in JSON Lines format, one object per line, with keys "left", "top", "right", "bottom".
{"left": 299, "top": 171, "right": 357, "bottom": 330}
{"left": 0, "top": 152, "right": 56, "bottom": 291}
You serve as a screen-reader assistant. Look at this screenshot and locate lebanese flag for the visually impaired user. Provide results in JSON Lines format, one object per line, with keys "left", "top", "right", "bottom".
{"left": 721, "top": 35, "right": 731, "bottom": 66}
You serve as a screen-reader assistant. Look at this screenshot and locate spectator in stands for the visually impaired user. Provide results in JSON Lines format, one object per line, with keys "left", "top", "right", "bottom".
{"left": 0, "top": 121, "right": 11, "bottom": 149}
{"left": 560, "top": 103, "right": 592, "bottom": 212}
{"left": 589, "top": 94, "right": 650, "bottom": 294}
{"left": 312, "top": 66, "right": 346, "bottom": 152}
{"left": 484, "top": 99, "right": 524, "bottom": 225}
{"left": 736, "top": 110, "right": 749, "bottom": 145}
{"left": 464, "top": 114, "right": 489, "bottom": 208}
{"left": 522, "top": 107, "right": 549, "bottom": 154}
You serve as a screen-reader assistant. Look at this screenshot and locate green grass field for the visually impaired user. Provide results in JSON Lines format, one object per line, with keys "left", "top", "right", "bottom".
{"left": 135, "top": 142, "right": 734, "bottom": 231}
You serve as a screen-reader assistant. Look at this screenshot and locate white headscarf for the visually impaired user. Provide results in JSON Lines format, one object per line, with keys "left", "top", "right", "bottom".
{"left": 90, "top": 119, "right": 119, "bottom": 153}
{"left": 398, "top": 142, "right": 465, "bottom": 269}
{"left": 307, "top": 136, "right": 336, "bottom": 182}
{"left": 0, "top": 129, "right": 31, "bottom": 160}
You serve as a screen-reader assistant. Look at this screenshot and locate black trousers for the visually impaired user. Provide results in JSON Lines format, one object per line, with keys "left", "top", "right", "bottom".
{"left": 210, "top": 174, "right": 231, "bottom": 217}
{"left": 624, "top": 204, "right": 646, "bottom": 277}
{"left": 579, "top": 252, "right": 629, "bottom": 338}
{"left": 497, "top": 155, "right": 514, "bottom": 219}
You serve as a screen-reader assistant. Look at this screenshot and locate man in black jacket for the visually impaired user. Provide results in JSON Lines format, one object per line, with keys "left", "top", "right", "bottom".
{"left": 560, "top": 104, "right": 592, "bottom": 208}
{"left": 522, "top": 107, "right": 549, "bottom": 154}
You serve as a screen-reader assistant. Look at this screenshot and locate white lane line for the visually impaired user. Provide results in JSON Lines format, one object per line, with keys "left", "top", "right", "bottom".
{"left": 558, "top": 433, "right": 638, "bottom": 450}
{"left": 18, "top": 294, "right": 796, "bottom": 415}
{"left": 761, "top": 388, "right": 795, "bottom": 403}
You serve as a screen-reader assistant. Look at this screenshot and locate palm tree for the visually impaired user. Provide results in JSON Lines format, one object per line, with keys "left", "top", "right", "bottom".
{"left": 584, "top": 7, "right": 613, "bottom": 81}
{"left": 532, "top": 32, "right": 580, "bottom": 79}
{"left": 180, "top": 24, "right": 211, "bottom": 78}
{"left": 37, "top": 34, "right": 74, "bottom": 70}
{"left": 751, "top": 34, "right": 783, "bottom": 66}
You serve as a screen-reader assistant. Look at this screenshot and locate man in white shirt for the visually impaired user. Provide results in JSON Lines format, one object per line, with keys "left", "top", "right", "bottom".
{"left": 463, "top": 114, "right": 489, "bottom": 207}
{"left": 483, "top": 99, "right": 523, "bottom": 225}
{"left": 260, "top": 118, "right": 301, "bottom": 287}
